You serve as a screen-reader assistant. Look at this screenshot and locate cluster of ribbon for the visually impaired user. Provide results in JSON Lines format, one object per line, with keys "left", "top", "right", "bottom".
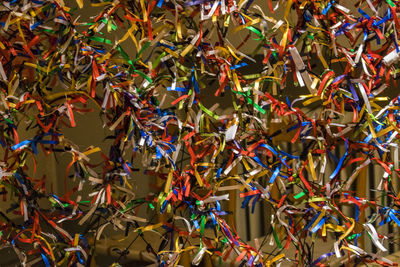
{"left": 1, "top": 0, "right": 400, "bottom": 266}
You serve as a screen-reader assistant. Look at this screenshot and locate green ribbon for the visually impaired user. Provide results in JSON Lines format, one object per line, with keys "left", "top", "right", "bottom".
{"left": 246, "top": 26, "right": 264, "bottom": 41}
{"left": 386, "top": 0, "right": 396, "bottom": 7}
{"left": 198, "top": 102, "right": 219, "bottom": 120}
{"left": 88, "top": 36, "right": 112, "bottom": 45}
{"left": 232, "top": 90, "right": 266, "bottom": 114}
{"left": 134, "top": 69, "right": 153, "bottom": 83}
{"left": 133, "top": 41, "right": 151, "bottom": 65}
{"left": 294, "top": 191, "right": 306, "bottom": 199}
{"left": 272, "top": 226, "right": 282, "bottom": 249}
{"left": 200, "top": 215, "right": 206, "bottom": 236}
{"left": 152, "top": 52, "right": 166, "bottom": 69}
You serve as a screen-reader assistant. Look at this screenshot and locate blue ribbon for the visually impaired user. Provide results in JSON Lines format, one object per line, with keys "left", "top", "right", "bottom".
{"left": 311, "top": 217, "right": 326, "bottom": 233}
{"left": 231, "top": 62, "right": 248, "bottom": 70}
{"left": 41, "top": 253, "right": 51, "bottom": 267}
{"left": 305, "top": 212, "right": 320, "bottom": 231}
{"left": 330, "top": 139, "right": 349, "bottom": 179}
{"left": 389, "top": 209, "right": 400, "bottom": 226}
{"left": 322, "top": 1, "right": 334, "bottom": 15}
{"left": 11, "top": 134, "right": 59, "bottom": 154}
{"left": 269, "top": 166, "right": 280, "bottom": 183}
{"left": 358, "top": 8, "right": 371, "bottom": 20}
{"left": 157, "top": 0, "right": 164, "bottom": 7}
